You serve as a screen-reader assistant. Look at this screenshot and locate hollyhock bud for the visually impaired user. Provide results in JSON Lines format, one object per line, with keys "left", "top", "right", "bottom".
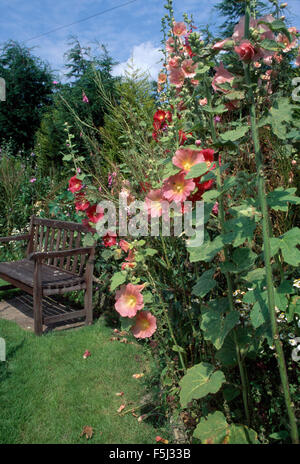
{"left": 235, "top": 40, "right": 256, "bottom": 62}
{"left": 199, "top": 98, "right": 208, "bottom": 106}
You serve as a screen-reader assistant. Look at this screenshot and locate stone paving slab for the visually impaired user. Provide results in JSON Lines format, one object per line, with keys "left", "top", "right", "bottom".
{"left": 0, "top": 293, "right": 85, "bottom": 333}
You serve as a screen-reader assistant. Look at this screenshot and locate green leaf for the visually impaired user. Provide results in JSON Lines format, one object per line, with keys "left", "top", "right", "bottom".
{"left": 192, "top": 269, "right": 216, "bottom": 297}
{"left": 202, "top": 104, "right": 228, "bottom": 114}
{"left": 120, "top": 317, "right": 133, "bottom": 331}
{"left": 110, "top": 271, "right": 126, "bottom": 292}
{"left": 221, "top": 248, "right": 257, "bottom": 274}
{"left": 224, "top": 216, "right": 256, "bottom": 247}
{"left": 260, "top": 38, "right": 283, "bottom": 51}
{"left": 267, "top": 187, "right": 300, "bottom": 212}
{"left": 270, "top": 228, "right": 300, "bottom": 266}
{"left": 82, "top": 234, "right": 96, "bottom": 247}
{"left": 188, "top": 235, "right": 224, "bottom": 263}
{"left": 220, "top": 126, "right": 249, "bottom": 142}
{"left": 162, "top": 161, "right": 180, "bottom": 179}
{"left": 201, "top": 189, "right": 220, "bottom": 202}
{"left": 185, "top": 162, "right": 208, "bottom": 179}
{"left": 223, "top": 385, "right": 240, "bottom": 402}
{"left": 145, "top": 248, "right": 158, "bottom": 257}
{"left": 179, "top": 362, "right": 225, "bottom": 407}
{"left": 226, "top": 424, "right": 259, "bottom": 444}
{"left": 201, "top": 299, "right": 240, "bottom": 350}
{"left": 193, "top": 411, "right": 228, "bottom": 444}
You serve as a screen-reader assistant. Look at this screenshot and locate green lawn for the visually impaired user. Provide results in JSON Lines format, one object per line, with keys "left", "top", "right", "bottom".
{"left": 0, "top": 317, "right": 169, "bottom": 444}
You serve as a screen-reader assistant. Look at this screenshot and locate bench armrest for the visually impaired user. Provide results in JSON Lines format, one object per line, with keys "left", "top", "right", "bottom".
{"left": 0, "top": 234, "right": 31, "bottom": 243}
{"left": 28, "top": 247, "right": 94, "bottom": 261}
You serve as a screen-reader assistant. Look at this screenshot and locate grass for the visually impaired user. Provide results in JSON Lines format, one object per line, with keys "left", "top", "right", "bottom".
{"left": 0, "top": 317, "right": 169, "bottom": 444}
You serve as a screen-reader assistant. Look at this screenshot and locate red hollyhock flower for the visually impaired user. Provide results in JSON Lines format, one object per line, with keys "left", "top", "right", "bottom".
{"left": 178, "top": 130, "right": 192, "bottom": 146}
{"left": 69, "top": 175, "right": 83, "bottom": 193}
{"left": 103, "top": 231, "right": 117, "bottom": 247}
{"left": 75, "top": 193, "right": 90, "bottom": 212}
{"left": 234, "top": 40, "right": 256, "bottom": 63}
{"left": 200, "top": 148, "right": 215, "bottom": 171}
{"left": 86, "top": 204, "right": 104, "bottom": 224}
{"left": 153, "top": 110, "right": 166, "bottom": 123}
{"left": 166, "top": 111, "right": 172, "bottom": 123}
{"left": 188, "top": 179, "right": 214, "bottom": 202}
{"left": 153, "top": 120, "right": 161, "bottom": 131}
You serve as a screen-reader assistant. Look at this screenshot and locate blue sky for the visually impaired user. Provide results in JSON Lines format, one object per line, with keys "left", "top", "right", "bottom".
{"left": 0, "top": 0, "right": 299, "bottom": 80}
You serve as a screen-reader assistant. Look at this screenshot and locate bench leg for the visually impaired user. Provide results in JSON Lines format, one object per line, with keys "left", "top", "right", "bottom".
{"left": 33, "top": 288, "right": 43, "bottom": 335}
{"left": 84, "top": 283, "right": 93, "bottom": 326}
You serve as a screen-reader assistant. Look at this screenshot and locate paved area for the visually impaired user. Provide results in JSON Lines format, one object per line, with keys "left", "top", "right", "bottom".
{"left": 0, "top": 293, "right": 85, "bottom": 333}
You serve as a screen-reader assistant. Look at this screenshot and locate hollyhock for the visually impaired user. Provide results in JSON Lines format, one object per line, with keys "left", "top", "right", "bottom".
{"left": 167, "top": 56, "right": 181, "bottom": 70}
{"left": 115, "top": 283, "right": 145, "bottom": 318}
{"left": 30, "top": 178, "right": 36, "bottom": 183}
{"left": 178, "top": 130, "right": 191, "bottom": 145}
{"left": 69, "top": 175, "right": 83, "bottom": 193}
{"left": 103, "top": 231, "right": 117, "bottom": 248}
{"left": 172, "top": 148, "right": 204, "bottom": 173}
{"left": 213, "top": 39, "right": 231, "bottom": 51}
{"left": 153, "top": 119, "right": 162, "bottom": 131}
{"left": 166, "top": 110, "right": 172, "bottom": 123}
{"left": 145, "top": 189, "right": 165, "bottom": 217}
{"left": 121, "top": 261, "right": 136, "bottom": 270}
{"left": 162, "top": 172, "right": 195, "bottom": 203}
{"left": 235, "top": 40, "right": 256, "bottom": 62}
{"left": 181, "top": 59, "right": 197, "bottom": 78}
{"left": 200, "top": 148, "right": 215, "bottom": 170}
{"left": 199, "top": 98, "right": 208, "bottom": 106}
{"left": 119, "top": 240, "right": 130, "bottom": 253}
{"left": 190, "top": 79, "right": 199, "bottom": 87}
{"left": 173, "top": 21, "right": 187, "bottom": 37}
{"left": 195, "top": 140, "right": 202, "bottom": 147}
{"left": 189, "top": 179, "right": 214, "bottom": 202}
{"left": 166, "top": 37, "right": 175, "bottom": 53}
{"left": 86, "top": 204, "right": 104, "bottom": 224}
{"left": 154, "top": 109, "right": 166, "bottom": 123}
{"left": 158, "top": 72, "right": 167, "bottom": 84}
{"left": 75, "top": 193, "right": 90, "bottom": 212}
{"left": 212, "top": 202, "right": 219, "bottom": 215}
{"left": 212, "top": 62, "right": 234, "bottom": 93}
{"left": 169, "top": 67, "right": 185, "bottom": 88}
{"left": 131, "top": 311, "right": 157, "bottom": 339}
{"left": 82, "top": 91, "right": 89, "bottom": 103}
{"left": 232, "top": 15, "right": 275, "bottom": 43}
{"left": 277, "top": 28, "right": 298, "bottom": 53}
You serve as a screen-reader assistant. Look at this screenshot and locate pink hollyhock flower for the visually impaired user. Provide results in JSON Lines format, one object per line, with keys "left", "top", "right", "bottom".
{"left": 86, "top": 204, "right": 104, "bottom": 224}
{"left": 213, "top": 39, "right": 231, "bottom": 51}
{"left": 169, "top": 67, "right": 185, "bottom": 88}
{"left": 166, "top": 37, "right": 175, "bottom": 53}
{"left": 131, "top": 311, "right": 157, "bottom": 339}
{"left": 212, "top": 202, "right": 219, "bottom": 215}
{"left": 181, "top": 59, "right": 197, "bottom": 78}
{"left": 162, "top": 172, "right": 195, "bottom": 203}
{"left": 119, "top": 240, "right": 130, "bottom": 253}
{"left": 235, "top": 40, "right": 256, "bottom": 62}
{"left": 232, "top": 15, "right": 275, "bottom": 43}
{"left": 121, "top": 261, "right": 136, "bottom": 270}
{"left": 115, "top": 283, "right": 145, "bottom": 318}
{"left": 195, "top": 139, "right": 202, "bottom": 147}
{"left": 277, "top": 28, "right": 298, "bottom": 53}
{"left": 199, "top": 97, "right": 208, "bottom": 106}
{"left": 69, "top": 175, "right": 83, "bottom": 193}
{"left": 212, "top": 62, "right": 234, "bottom": 93}
{"left": 190, "top": 79, "right": 199, "bottom": 87}
{"left": 82, "top": 91, "right": 89, "bottom": 103}
{"left": 173, "top": 21, "right": 187, "bottom": 37}
{"left": 158, "top": 72, "right": 167, "bottom": 84}
{"left": 103, "top": 231, "right": 117, "bottom": 248}
{"left": 30, "top": 178, "right": 37, "bottom": 183}
{"left": 172, "top": 148, "right": 204, "bottom": 173}
{"left": 145, "top": 189, "right": 164, "bottom": 218}
{"left": 167, "top": 56, "right": 181, "bottom": 70}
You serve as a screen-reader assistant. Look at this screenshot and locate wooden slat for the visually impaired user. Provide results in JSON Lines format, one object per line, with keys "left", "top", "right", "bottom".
{"left": 32, "top": 216, "right": 88, "bottom": 233}
{"left": 44, "top": 284, "right": 86, "bottom": 296}
{"left": 33, "top": 225, "right": 39, "bottom": 252}
{"left": 71, "top": 233, "right": 81, "bottom": 273}
{"left": 44, "top": 309, "right": 86, "bottom": 325}
{"left": 43, "top": 227, "right": 50, "bottom": 252}
{"left": 39, "top": 225, "right": 44, "bottom": 252}
{"left": 59, "top": 229, "right": 67, "bottom": 269}
{"left": 0, "top": 234, "right": 31, "bottom": 243}
{"left": 48, "top": 228, "right": 56, "bottom": 265}
{"left": 65, "top": 231, "right": 74, "bottom": 271}
{"left": 53, "top": 229, "right": 61, "bottom": 267}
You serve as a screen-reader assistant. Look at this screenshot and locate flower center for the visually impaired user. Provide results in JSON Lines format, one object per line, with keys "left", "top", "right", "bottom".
{"left": 126, "top": 295, "right": 137, "bottom": 308}
{"left": 183, "top": 161, "right": 192, "bottom": 171}
{"left": 140, "top": 319, "right": 150, "bottom": 330}
{"left": 174, "top": 182, "right": 184, "bottom": 193}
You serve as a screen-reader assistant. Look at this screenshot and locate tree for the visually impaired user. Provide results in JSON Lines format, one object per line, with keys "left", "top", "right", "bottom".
{"left": 0, "top": 41, "right": 54, "bottom": 152}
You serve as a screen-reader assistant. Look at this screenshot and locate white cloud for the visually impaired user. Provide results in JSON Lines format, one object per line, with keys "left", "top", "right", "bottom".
{"left": 111, "top": 41, "right": 163, "bottom": 81}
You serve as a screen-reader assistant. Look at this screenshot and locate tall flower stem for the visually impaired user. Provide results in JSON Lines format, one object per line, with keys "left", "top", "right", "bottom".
{"left": 204, "top": 81, "right": 251, "bottom": 426}
{"left": 243, "top": 0, "right": 299, "bottom": 444}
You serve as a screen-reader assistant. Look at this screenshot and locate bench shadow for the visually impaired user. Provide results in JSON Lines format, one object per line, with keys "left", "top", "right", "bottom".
{"left": 0, "top": 293, "right": 85, "bottom": 334}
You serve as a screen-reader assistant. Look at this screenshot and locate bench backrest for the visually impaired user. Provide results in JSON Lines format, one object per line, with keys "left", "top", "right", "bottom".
{"left": 27, "top": 216, "right": 93, "bottom": 275}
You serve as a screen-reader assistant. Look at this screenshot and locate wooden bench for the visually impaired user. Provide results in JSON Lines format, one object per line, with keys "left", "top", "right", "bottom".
{"left": 0, "top": 216, "right": 95, "bottom": 335}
